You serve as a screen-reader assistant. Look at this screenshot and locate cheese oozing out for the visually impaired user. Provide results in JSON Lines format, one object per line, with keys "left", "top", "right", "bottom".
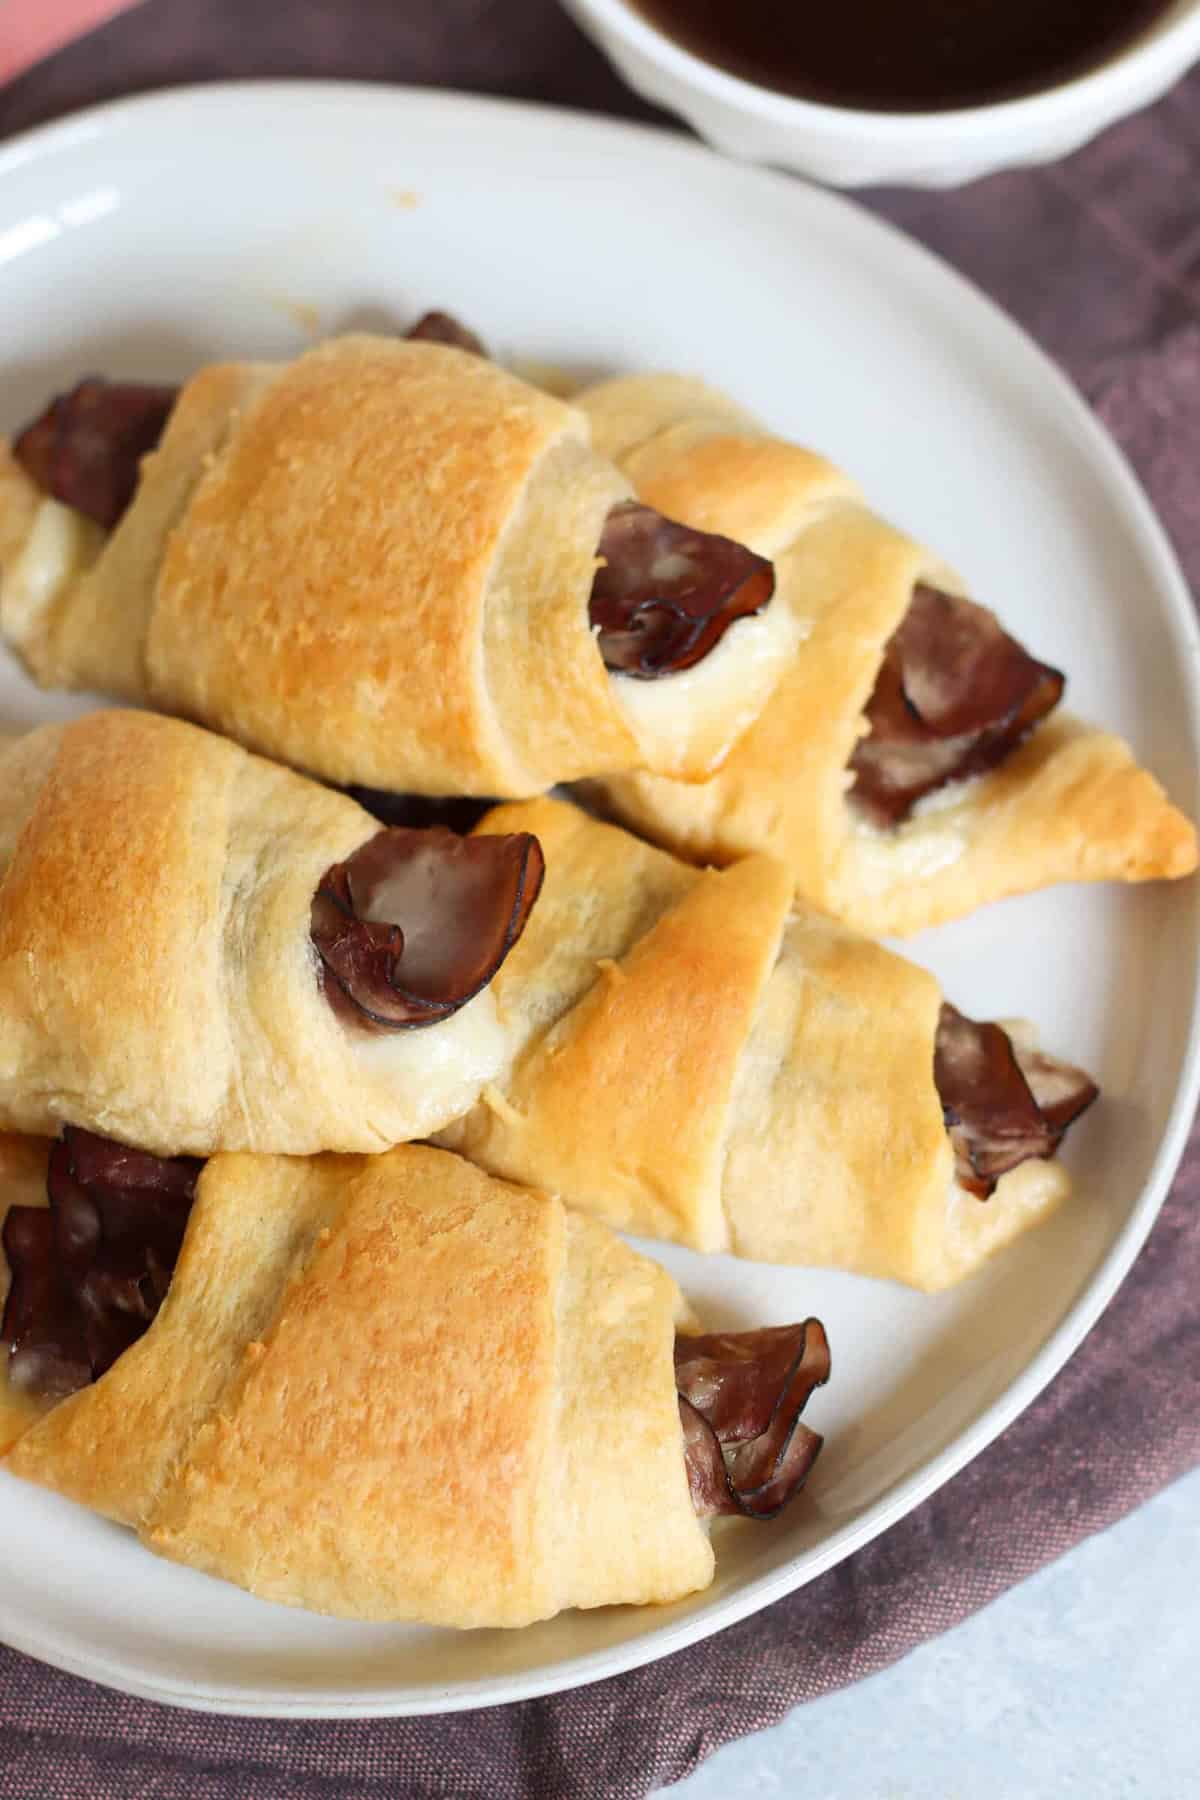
{"left": 345, "top": 984, "right": 507, "bottom": 1135}
{"left": 606, "top": 599, "right": 799, "bottom": 779}
{"left": 848, "top": 774, "right": 976, "bottom": 893}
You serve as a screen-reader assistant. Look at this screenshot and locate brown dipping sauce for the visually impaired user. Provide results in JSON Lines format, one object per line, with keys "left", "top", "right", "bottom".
{"left": 633, "top": 0, "right": 1172, "bottom": 112}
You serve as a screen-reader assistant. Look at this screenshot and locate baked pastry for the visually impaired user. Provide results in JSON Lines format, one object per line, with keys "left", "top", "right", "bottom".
{"left": 573, "top": 374, "right": 1197, "bottom": 935}
{"left": 0, "top": 337, "right": 799, "bottom": 794}
{"left": 0, "top": 1133, "right": 830, "bottom": 1626}
{"left": 0, "top": 709, "right": 544, "bottom": 1155}
{"left": 437, "top": 798, "right": 1097, "bottom": 1290}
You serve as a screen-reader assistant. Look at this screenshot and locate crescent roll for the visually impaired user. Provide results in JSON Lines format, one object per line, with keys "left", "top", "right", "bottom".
{"left": 0, "top": 339, "right": 798, "bottom": 794}
{"left": 437, "top": 798, "right": 1097, "bottom": 1291}
{"left": 574, "top": 374, "right": 1197, "bottom": 936}
{"left": 0, "top": 1136, "right": 830, "bottom": 1626}
{"left": 0, "top": 709, "right": 549, "bottom": 1156}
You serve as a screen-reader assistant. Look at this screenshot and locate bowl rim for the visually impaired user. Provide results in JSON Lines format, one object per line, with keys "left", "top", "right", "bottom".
{"left": 563, "top": 0, "right": 1200, "bottom": 134}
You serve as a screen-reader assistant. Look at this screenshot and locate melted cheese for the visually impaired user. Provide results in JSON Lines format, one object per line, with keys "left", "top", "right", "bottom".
{"left": 850, "top": 811, "right": 969, "bottom": 892}
{"left": 608, "top": 599, "right": 799, "bottom": 778}
{"left": 350, "top": 985, "right": 506, "bottom": 1128}
{"left": 849, "top": 769, "right": 1008, "bottom": 894}
{"left": 1, "top": 497, "right": 103, "bottom": 650}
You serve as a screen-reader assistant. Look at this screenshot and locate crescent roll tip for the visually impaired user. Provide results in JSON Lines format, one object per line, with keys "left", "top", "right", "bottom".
{"left": 443, "top": 799, "right": 1092, "bottom": 1291}
{"left": 576, "top": 372, "right": 1198, "bottom": 935}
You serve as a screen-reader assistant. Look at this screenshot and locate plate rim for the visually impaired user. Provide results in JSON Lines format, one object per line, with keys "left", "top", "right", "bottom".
{"left": 0, "top": 76, "right": 1197, "bottom": 1718}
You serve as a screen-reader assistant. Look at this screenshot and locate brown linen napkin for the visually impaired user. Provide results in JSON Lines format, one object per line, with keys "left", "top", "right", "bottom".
{"left": 0, "top": 6, "right": 1198, "bottom": 1795}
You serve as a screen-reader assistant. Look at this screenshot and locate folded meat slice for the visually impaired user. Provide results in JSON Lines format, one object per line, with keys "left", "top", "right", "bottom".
{"left": 311, "top": 826, "right": 544, "bottom": 1030}
{"left": 849, "top": 584, "right": 1066, "bottom": 827}
{"left": 676, "top": 1320, "right": 830, "bottom": 1519}
{"left": 13, "top": 378, "right": 179, "bottom": 529}
{"left": 2, "top": 1128, "right": 200, "bottom": 1401}
{"left": 404, "top": 310, "right": 487, "bottom": 355}
{"left": 934, "top": 1004, "right": 1098, "bottom": 1198}
{"left": 590, "top": 500, "right": 776, "bottom": 678}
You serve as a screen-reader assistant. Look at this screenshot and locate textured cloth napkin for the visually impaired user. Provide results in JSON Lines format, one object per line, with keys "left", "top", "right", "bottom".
{"left": 0, "top": 5, "right": 1198, "bottom": 1795}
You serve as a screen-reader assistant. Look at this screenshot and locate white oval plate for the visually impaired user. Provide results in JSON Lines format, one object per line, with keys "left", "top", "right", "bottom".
{"left": 0, "top": 82, "right": 1196, "bottom": 1718}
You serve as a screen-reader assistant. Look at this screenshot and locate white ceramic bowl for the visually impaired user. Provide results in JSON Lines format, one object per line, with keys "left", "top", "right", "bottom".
{"left": 561, "top": 0, "right": 1200, "bottom": 185}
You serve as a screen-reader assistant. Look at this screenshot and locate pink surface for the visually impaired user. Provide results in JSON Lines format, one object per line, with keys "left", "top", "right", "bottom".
{"left": 0, "top": 0, "right": 140, "bottom": 85}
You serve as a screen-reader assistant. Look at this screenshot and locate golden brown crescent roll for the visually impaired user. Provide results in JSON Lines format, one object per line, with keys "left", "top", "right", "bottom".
{"left": 0, "top": 1138, "right": 829, "bottom": 1626}
{"left": 437, "top": 798, "right": 1096, "bottom": 1291}
{"left": 0, "top": 339, "right": 798, "bottom": 794}
{"left": 574, "top": 374, "right": 1197, "bottom": 936}
{"left": 0, "top": 709, "right": 549, "bottom": 1156}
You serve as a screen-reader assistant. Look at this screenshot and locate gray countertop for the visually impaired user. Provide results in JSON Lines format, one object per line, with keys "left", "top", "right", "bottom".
{"left": 665, "top": 1463, "right": 1200, "bottom": 1798}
